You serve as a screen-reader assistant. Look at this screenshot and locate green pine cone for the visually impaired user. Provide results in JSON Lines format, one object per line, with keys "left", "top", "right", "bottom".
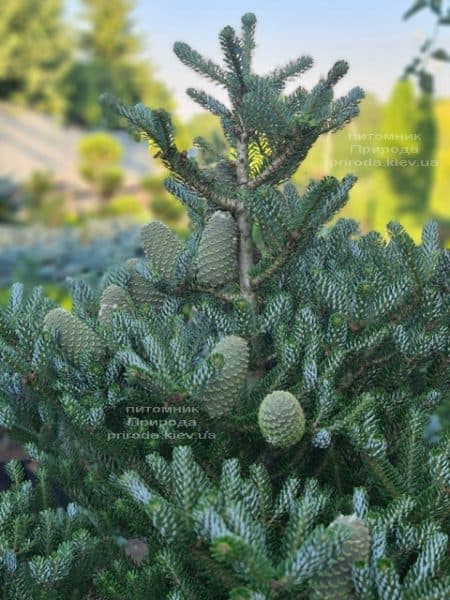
{"left": 125, "top": 258, "right": 166, "bottom": 309}
{"left": 196, "top": 211, "right": 238, "bottom": 287}
{"left": 202, "top": 335, "right": 249, "bottom": 418}
{"left": 43, "top": 308, "right": 104, "bottom": 366}
{"left": 98, "top": 284, "right": 132, "bottom": 325}
{"left": 258, "top": 391, "right": 305, "bottom": 447}
{"left": 312, "top": 514, "right": 370, "bottom": 599}
{"left": 140, "top": 220, "right": 182, "bottom": 280}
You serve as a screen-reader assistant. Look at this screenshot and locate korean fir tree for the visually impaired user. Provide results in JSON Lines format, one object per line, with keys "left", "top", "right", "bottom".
{"left": 1, "top": 13, "right": 449, "bottom": 600}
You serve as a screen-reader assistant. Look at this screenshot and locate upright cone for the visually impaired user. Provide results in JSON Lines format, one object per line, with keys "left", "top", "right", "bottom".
{"left": 125, "top": 259, "right": 166, "bottom": 309}
{"left": 202, "top": 335, "right": 249, "bottom": 418}
{"left": 140, "top": 220, "right": 182, "bottom": 280}
{"left": 98, "top": 284, "right": 132, "bottom": 325}
{"left": 44, "top": 308, "right": 104, "bottom": 366}
{"left": 311, "top": 514, "right": 370, "bottom": 599}
{"left": 196, "top": 211, "right": 238, "bottom": 287}
{"left": 258, "top": 391, "right": 305, "bottom": 447}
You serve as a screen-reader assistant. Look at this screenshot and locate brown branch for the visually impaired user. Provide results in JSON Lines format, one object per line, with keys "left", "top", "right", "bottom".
{"left": 339, "top": 351, "right": 397, "bottom": 392}
{"left": 184, "top": 283, "right": 240, "bottom": 304}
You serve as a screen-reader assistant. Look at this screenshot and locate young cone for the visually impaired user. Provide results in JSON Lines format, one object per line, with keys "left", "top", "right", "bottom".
{"left": 311, "top": 514, "right": 370, "bottom": 599}
{"left": 124, "top": 258, "right": 166, "bottom": 308}
{"left": 98, "top": 284, "right": 132, "bottom": 325}
{"left": 140, "top": 220, "right": 182, "bottom": 280}
{"left": 195, "top": 211, "right": 238, "bottom": 287}
{"left": 202, "top": 335, "right": 249, "bottom": 417}
{"left": 43, "top": 308, "right": 104, "bottom": 366}
{"left": 258, "top": 390, "right": 306, "bottom": 447}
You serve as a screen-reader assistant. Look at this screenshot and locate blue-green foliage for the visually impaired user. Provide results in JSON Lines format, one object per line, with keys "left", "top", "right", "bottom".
{"left": 0, "top": 221, "right": 142, "bottom": 290}
{"left": 0, "top": 13, "right": 449, "bottom": 599}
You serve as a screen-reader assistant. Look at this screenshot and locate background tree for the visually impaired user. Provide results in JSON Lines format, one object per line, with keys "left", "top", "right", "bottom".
{"left": 0, "top": 0, "right": 72, "bottom": 116}
{"left": 380, "top": 78, "right": 436, "bottom": 215}
{"left": 414, "top": 89, "right": 438, "bottom": 209}
{"left": 65, "top": 0, "right": 174, "bottom": 126}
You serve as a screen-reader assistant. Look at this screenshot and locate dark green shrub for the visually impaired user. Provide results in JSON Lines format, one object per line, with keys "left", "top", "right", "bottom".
{"left": 0, "top": 178, "right": 17, "bottom": 223}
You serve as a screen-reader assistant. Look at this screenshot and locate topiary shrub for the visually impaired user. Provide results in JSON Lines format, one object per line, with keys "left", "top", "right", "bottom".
{"left": 103, "top": 194, "right": 150, "bottom": 221}
{"left": 79, "top": 132, "right": 124, "bottom": 203}
{"left": 22, "top": 170, "right": 72, "bottom": 226}
{"left": 141, "top": 173, "right": 166, "bottom": 196}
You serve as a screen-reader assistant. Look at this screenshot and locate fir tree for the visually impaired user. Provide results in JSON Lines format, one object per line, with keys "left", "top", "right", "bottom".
{"left": 414, "top": 90, "right": 437, "bottom": 212}
{"left": 66, "top": 0, "right": 173, "bottom": 126}
{"left": 0, "top": 0, "right": 72, "bottom": 115}
{"left": 381, "top": 78, "right": 437, "bottom": 215}
{"left": 1, "top": 14, "right": 449, "bottom": 599}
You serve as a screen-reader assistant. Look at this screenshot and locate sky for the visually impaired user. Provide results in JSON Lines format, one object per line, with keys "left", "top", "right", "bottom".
{"left": 66, "top": 0, "right": 450, "bottom": 117}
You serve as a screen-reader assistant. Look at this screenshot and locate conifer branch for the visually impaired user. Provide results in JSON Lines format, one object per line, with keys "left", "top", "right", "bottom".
{"left": 0, "top": 13, "right": 448, "bottom": 598}
{"left": 100, "top": 94, "right": 242, "bottom": 212}
{"left": 246, "top": 143, "right": 304, "bottom": 189}
{"left": 172, "top": 154, "right": 242, "bottom": 212}
{"left": 250, "top": 234, "right": 300, "bottom": 287}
